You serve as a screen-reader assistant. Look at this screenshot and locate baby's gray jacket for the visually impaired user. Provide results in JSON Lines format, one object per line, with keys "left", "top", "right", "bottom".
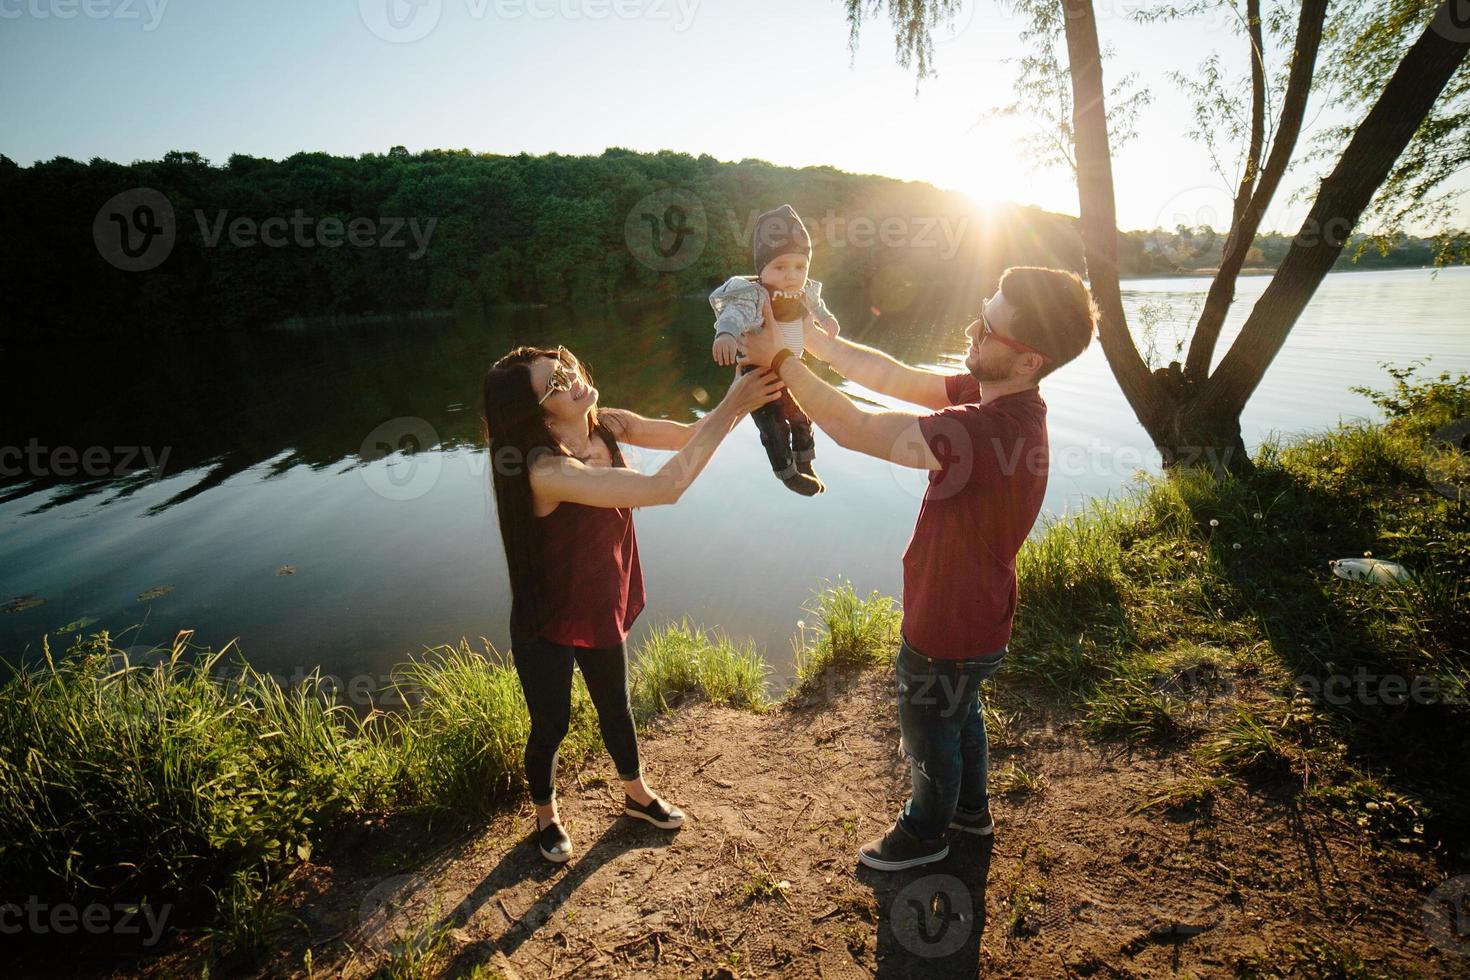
{"left": 709, "top": 277, "right": 834, "bottom": 338}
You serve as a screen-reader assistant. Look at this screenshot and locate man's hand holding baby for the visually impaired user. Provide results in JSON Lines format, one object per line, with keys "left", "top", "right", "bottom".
{"left": 736, "top": 303, "right": 784, "bottom": 369}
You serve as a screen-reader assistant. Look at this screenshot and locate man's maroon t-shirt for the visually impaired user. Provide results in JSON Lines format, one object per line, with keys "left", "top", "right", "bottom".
{"left": 900, "top": 373, "right": 1049, "bottom": 659}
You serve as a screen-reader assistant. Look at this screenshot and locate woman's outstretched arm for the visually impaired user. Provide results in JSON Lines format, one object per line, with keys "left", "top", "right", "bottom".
{"left": 598, "top": 408, "right": 704, "bottom": 451}
{"left": 529, "top": 370, "right": 782, "bottom": 510}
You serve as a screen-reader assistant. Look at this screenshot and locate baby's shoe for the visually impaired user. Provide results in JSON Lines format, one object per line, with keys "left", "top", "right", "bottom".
{"left": 796, "top": 458, "right": 824, "bottom": 492}
{"left": 783, "top": 471, "right": 824, "bottom": 496}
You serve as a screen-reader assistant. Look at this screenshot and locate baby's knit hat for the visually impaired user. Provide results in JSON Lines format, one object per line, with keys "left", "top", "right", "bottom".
{"left": 753, "top": 204, "right": 812, "bottom": 275}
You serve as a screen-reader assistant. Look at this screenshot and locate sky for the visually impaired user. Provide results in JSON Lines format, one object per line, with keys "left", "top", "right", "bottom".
{"left": 2, "top": 0, "right": 1465, "bottom": 234}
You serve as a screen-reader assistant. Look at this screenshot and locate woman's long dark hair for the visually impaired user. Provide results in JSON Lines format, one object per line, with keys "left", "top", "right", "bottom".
{"left": 482, "top": 346, "right": 619, "bottom": 642}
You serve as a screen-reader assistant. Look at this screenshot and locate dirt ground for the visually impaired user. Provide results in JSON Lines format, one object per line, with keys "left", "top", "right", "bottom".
{"left": 82, "top": 665, "right": 1464, "bottom": 978}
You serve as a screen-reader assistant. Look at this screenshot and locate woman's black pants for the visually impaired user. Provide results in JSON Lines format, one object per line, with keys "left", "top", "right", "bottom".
{"left": 511, "top": 635, "right": 642, "bottom": 805}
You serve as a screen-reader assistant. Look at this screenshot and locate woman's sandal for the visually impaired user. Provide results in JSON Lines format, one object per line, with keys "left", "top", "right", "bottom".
{"left": 624, "top": 793, "right": 685, "bottom": 830}
{"left": 535, "top": 814, "right": 572, "bottom": 863}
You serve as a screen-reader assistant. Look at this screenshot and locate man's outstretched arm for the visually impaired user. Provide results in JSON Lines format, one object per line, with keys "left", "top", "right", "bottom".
{"left": 740, "top": 330, "right": 942, "bottom": 471}
{"left": 806, "top": 317, "right": 952, "bottom": 411}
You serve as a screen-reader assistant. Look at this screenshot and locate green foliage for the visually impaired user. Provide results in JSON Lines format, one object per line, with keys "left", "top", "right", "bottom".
{"left": 1082, "top": 674, "right": 1182, "bottom": 742}
{"left": 0, "top": 635, "right": 380, "bottom": 935}
{"left": 1010, "top": 504, "right": 1133, "bottom": 696}
{"left": 1310, "top": 0, "right": 1470, "bottom": 245}
{"left": 387, "top": 641, "right": 551, "bottom": 811}
{"left": 791, "top": 581, "right": 902, "bottom": 690}
{"left": 3, "top": 148, "right": 1085, "bottom": 341}
{"left": 629, "top": 620, "right": 771, "bottom": 720}
{"left": 1351, "top": 360, "right": 1470, "bottom": 438}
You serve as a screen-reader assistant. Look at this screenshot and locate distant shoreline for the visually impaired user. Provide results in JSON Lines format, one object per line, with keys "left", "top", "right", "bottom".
{"left": 1118, "top": 263, "right": 1460, "bottom": 281}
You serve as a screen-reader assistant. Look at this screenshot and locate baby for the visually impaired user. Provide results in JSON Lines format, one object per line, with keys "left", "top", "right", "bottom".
{"left": 709, "top": 204, "right": 837, "bottom": 496}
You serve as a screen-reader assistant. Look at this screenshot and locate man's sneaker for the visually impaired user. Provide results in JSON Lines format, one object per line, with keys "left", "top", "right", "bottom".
{"left": 950, "top": 803, "right": 995, "bottom": 836}
{"left": 857, "top": 821, "right": 949, "bottom": 871}
{"left": 535, "top": 816, "right": 572, "bottom": 864}
{"left": 624, "top": 794, "right": 684, "bottom": 830}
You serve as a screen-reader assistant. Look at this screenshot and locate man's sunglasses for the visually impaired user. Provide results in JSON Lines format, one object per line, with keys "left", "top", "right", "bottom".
{"left": 538, "top": 346, "right": 579, "bottom": 404}
{"left": 977, "top": 305, "right": 1052, "bottom": 363}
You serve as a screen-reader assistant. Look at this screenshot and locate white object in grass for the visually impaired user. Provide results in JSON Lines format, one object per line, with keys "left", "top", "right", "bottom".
{"left": 1329, "top": 558, "right": 1413, "bottom": 585}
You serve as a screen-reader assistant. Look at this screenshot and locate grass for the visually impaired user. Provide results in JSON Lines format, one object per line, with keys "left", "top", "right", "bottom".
{"left": 992, "top": 762, "right": 1047, "bottom": 797}
{"left": 1131, "top": 774, "right": 1237, "bottom": 815}
{"left": 1082, "top": 674, "right": 1182, "bottom": 742}
{"left": 2, "top": 364, "right": 1464, "bottom": 961}
{"left": 0, "top": 616, "right": 809, "bottom": 959}
{"left": 0, "top": 634, "right": 380, "bottom": 948}
{"left": 629, "top": 619, "right": 772, "bottom": 720}
{"left": 790, "top": 581, "right": 902, "bottom": 691}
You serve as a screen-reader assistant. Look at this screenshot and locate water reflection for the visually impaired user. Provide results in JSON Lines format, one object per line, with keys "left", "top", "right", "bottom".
{"left": 3, "top": 268, "right": 1466, "bottom": 684}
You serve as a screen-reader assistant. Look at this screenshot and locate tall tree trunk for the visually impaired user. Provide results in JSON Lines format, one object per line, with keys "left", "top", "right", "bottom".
{"left": 1062, "top": 0, "right": 1248, "bottom": 471}
{"left": 1059, "top": 1, "right": 1158, "bottom": 425}
{"left": 1202, "top": 0, "right": 1470, "bottom": 421}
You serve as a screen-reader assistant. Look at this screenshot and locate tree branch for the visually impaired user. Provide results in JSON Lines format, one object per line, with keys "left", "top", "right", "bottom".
{"left": 1185, "top": 0, "right": 1328, "bottom": 380}
{"left": 1202, "top": 0, "right": 1470, "bottom": 419}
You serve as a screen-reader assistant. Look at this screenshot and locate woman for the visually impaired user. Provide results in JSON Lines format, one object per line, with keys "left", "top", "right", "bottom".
{"left": 482, "top": 344, "right": 781, "bottom": 863}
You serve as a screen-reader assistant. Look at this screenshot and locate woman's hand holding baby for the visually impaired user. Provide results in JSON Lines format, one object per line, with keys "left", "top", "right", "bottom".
{"left": 722, "top": 362, "right": 784, "bottom": 415}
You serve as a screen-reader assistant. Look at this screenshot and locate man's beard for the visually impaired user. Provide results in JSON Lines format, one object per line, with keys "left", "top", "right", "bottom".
{"left": 969, "top": 354, "right": 1014, "bottom": 383}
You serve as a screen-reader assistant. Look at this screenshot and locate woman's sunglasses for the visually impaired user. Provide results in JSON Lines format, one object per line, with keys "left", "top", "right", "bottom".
{"left": 538, "top": 346, "right": 579, "bottom": 405}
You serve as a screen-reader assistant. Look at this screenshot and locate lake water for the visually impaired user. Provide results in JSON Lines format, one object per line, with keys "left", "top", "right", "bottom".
{"left": 3, "top": 266, "right": 1467, "bottom": 687}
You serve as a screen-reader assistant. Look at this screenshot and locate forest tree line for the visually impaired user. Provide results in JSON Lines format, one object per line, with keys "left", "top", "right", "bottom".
{"left": 1, "top": 147, "right": 1458, "bottom": 342}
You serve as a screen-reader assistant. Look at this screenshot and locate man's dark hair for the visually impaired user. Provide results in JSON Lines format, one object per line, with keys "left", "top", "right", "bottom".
{"left": 998, "top": 266, "right": 1099, "bottom": 381}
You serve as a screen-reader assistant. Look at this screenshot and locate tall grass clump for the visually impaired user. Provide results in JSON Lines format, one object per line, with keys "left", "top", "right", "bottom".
{"left": 790, "top": 581, "right": 901, "bottom": 691}
{"left": 0, "top": 633, "right": 377, "bottom": 943}
{"left": 1011, "top": 502, "right": 1134, "bottom": 695}
{"left": 387, "top": 639, "right": 595, "bottom": 812}
{"left": 629, "top": 620, "right": 771, "bottom": 721}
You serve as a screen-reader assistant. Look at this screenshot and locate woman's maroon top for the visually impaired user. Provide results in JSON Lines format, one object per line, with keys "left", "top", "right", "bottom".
{"left": 531, "top": 430, "right": 645, "bottom": 648}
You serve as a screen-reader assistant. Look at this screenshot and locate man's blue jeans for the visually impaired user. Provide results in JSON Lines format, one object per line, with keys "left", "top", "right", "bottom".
{"left": 895, "top": 637, "right": 1007, "bottom": 841}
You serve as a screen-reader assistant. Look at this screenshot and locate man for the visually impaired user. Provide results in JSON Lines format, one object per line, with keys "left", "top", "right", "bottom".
{"left": 738, "top": 266, "right": 1099, "bottom": 871}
